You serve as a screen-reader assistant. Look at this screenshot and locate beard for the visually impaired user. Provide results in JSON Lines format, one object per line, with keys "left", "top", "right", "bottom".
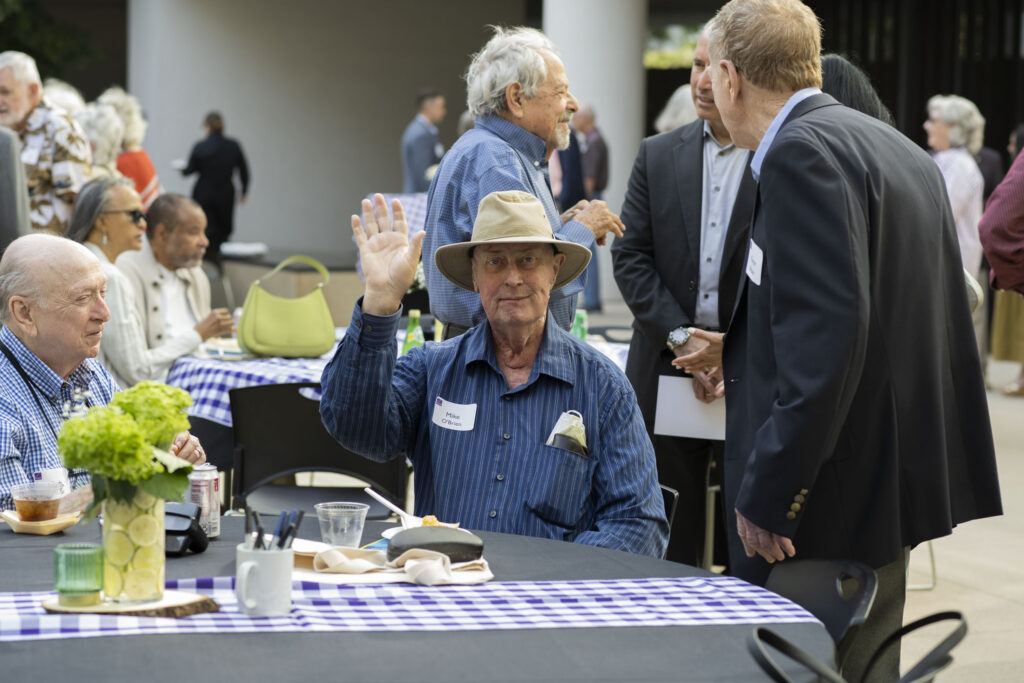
{"left": 0, "top": 101, "right": 30, "bottom": 129}
{"left": 554, "top": 120, "right": 572, "bottom": 151}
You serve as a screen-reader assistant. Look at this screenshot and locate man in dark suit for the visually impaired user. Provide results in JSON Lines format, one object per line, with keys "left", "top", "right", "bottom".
{"left": 401, "top": 90, "right": 446, "bottom": 193}
{"left": 612, "top": 31, "right": 755, "bottom": 567}
{"left": 705, "top": 1, "right": 1002, "bottom": 679}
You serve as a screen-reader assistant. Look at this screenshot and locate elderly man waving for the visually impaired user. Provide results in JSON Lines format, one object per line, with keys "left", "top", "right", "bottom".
{"left": 0, "top": 234, "right": 206, "bottom": 511}
{"left": 321, "top": 192, "right": 667, "bottom": 558}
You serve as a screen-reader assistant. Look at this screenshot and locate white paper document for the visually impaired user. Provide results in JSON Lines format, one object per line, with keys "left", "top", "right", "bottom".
{"left": 653, "top": 376, "right": 726, "bottom": 440}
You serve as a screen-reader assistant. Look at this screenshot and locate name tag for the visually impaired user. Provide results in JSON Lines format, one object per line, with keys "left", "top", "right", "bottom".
{"left": 33, "top": 467, "right": 70, "bottom": 496}
{"left": 746, "top": 239, "right": 763, "bottom": 286}
{"left": 431, "top": 396, "right": 476, "bottom": 431}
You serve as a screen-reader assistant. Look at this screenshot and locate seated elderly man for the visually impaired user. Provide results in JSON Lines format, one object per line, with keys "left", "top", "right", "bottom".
{"left": 115, "top": 193, "right": 233, "bottom": 356}
{"left": 0, "top": 234, "right": 206, "bottom": 510}
{"left": 321, "top": 191, "right": 668, "bottom": 558}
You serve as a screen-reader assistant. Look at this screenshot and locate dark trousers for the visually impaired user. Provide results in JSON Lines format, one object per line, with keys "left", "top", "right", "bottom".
{"left": 652, "top": 434, "right": 728, "bottom": 568}
{"left": 838, "top": 547, "right": 910, "bottom": 682}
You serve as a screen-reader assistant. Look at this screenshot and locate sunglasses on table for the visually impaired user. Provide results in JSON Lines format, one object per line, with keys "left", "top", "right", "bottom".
{"left": 101, "top": 208, "right": 146, "bottom": 224}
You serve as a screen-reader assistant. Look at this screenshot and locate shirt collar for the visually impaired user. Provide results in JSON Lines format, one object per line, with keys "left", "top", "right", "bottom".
{"left": 702, "top": 120, "right": 736, "bottom": 152}
{"left": 475, "top": 114, "right": 549, "bottom": 167}
{"left": 461, "top": 314, "right": 575, "bottom": 389}
{"left": 0, "top": 325, "right": 96, "bottom": 401}
{"left": 750, "top": 87, "right": 822, "bottom": 181}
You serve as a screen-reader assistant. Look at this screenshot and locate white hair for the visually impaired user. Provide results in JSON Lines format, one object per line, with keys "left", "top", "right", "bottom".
{"left": 0, "top": 234, "right": 94, "bottom": 323}
{"left": 97, "top": 86, "right": 147, "bottom": 149}
{"left": 43, "top": 78, "right": 86, "bottom": 114}
{"left": 654, "top": 85, "right": 699, "bottom": 133}
{"left": 928, "top": 94, "right": 986, "bottom": 155}
{"left": 75, "top": 103, "right": 125, "bottom": 168}
{"left": 465, "top": 26, "right": 559, "bottom": 117}
{"left": 0, "top": 51, "right": 41, "bottom": 86}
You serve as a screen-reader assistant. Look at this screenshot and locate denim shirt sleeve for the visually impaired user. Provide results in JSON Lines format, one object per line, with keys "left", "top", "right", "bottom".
{"left": 319, "top": 301, "right": 427, "bottom": 462}
{"left": 575, "top": 384, "right": 669, "bottom": 558}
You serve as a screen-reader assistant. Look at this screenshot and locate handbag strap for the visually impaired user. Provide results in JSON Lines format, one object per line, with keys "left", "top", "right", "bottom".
{"left": 257, "top": 255, "right": 330, "bottom": 286}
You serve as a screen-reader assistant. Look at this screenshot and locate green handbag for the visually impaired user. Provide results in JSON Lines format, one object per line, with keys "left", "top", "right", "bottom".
{"left": 237, "top": 255, "right": 336, "bottom": 358}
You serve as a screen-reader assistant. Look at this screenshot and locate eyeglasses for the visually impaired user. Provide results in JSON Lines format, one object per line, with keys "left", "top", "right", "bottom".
{"left": 101, "top": 208, "right": 145, "bottom": 225}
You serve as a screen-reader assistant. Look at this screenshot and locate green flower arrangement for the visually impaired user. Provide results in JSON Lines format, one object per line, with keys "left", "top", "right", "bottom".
{"left": 58, "top": 381, "right": 195, "bottom": 519}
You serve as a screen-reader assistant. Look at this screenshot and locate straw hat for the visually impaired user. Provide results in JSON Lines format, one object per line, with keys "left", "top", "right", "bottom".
{"left": 434, "top": 190, "right": 592, "bottom": 292}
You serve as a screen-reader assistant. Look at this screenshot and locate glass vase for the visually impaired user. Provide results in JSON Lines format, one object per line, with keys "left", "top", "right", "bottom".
{"left": 102, "top": 489, "right": 165, "bottom": 603}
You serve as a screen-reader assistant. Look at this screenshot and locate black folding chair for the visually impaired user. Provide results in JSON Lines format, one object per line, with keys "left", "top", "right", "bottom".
{"left": 229, "top": 382, "right": 408, "bottom": 518}
{"left": 659, "top": 484, "right": 679, "bottom": 560}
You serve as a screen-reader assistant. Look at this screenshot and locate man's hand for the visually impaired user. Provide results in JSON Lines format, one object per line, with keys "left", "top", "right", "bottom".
{"left": 735, "top": 508, "right": 796, "bottom": 564}
{"left": 560, "top": 199, "right": 589, "bottom": 224}
{"left": 572, "top": 199, "right": 625, "bottom": 246}
{"left": 354, "top": 193, "right": 425, "bottom": 316}
{"left": 691, "top": 369, "right": 723, "bottom": 404}
{"left": 672, "top": 329, "right": 724, "bottom": 374}
{"left": 194, "top": 308, "right": 234, "bottom": 340}
{"left": 170, "top": 431, "right": 206, "bottom": 465}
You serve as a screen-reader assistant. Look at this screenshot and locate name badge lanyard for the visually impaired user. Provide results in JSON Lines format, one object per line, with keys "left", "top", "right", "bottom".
{"left": 0, "top": 340, "right": 91, "bottom": 481}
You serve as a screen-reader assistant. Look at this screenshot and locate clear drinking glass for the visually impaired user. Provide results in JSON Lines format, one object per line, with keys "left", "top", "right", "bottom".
{"left": 314, "top": 502, "right": 369, "bottom": 547}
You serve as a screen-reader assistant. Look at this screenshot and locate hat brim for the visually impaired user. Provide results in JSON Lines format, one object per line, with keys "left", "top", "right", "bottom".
{"left": 434, "top": 236, "right": 592, "bottom": 293}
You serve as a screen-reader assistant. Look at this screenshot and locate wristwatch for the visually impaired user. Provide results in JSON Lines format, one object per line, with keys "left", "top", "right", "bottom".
{"left": 666, "top": 326, "right": 690, "bottom": 351}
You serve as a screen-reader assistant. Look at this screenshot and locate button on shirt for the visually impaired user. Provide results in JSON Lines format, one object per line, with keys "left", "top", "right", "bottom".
{"left": 320, "top": 302, "right": 669, "bottom": 558}
{"left": 0, "top": 326, "right": 117, "bottom": 510}
{"left": 421, "top": 114, "right": 593, "bottom": 331}
{"left": 695, "top": 121, "right": 748, "bottom": 329}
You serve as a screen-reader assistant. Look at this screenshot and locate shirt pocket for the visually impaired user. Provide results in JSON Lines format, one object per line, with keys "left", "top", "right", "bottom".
{"left": 525, "top": 445, "right": 594, "bottom": 532}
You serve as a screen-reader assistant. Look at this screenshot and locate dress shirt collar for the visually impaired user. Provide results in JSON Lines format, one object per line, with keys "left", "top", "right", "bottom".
{"left": 750, "top": 87, "right": 822, "bottom": 181}
{"left": 702, "top": 119, "right": 736, "bottom": 151}
{"left": 475, "top": 114, "right": 549, "bottom": 167}
{"left": 415, "top": 113, "right": 437, "bottom": 134}
{"left": 461, "top": 314, "right": 575, "bottom": 389}
{"left": 0, "top": 325, "right": 97, "bottom": 401}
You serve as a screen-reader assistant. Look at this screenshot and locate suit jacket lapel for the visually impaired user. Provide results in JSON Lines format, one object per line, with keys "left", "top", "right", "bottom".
{"left": 718, "top": 153, "right": 756, "bottom": 326}
{"left": 726, "top": 186, "right": 760, "bottom": 331}
{"left": 673, "top": 122, "right": 704, "bottom": 266}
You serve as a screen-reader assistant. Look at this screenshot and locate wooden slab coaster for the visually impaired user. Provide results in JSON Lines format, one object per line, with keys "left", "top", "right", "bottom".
{"left": 42, "top": 590, "right": 220, "bottom": 618}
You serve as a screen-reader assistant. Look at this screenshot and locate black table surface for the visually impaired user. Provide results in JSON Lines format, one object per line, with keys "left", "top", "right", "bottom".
{"left": 1, "top": 516, "right": 832, "bottom": 682}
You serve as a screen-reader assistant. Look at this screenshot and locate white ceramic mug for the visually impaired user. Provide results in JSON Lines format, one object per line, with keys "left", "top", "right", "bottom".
{"left": 235, "top": 543, "right": 293, "bottom": 617}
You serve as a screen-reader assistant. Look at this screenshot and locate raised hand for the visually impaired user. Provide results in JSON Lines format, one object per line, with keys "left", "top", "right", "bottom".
{"left": 353, "top": 193, "right": 426, "bottom": 316}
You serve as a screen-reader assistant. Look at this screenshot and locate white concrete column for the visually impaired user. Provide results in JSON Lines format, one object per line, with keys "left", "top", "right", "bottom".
{"left": 544, "top": 0, "right": 648, "bottom": 305}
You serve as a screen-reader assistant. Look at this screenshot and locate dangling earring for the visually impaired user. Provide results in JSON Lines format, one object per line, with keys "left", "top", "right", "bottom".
{"left": 101, "top": 232, "right": 108, "bottom": 246}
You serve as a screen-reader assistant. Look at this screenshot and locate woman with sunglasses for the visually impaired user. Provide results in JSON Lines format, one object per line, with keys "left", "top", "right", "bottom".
{"left": 66, "top": 177, "right": 201, "bottom": 387}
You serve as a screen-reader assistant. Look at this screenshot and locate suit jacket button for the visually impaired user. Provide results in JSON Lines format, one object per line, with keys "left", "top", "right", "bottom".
{"left": 800, "top": 489, "right": 809, "bottom": 495}
{"left": 689, "top": 280, "right": 696, "bottom": 291}
{"left": 786, "top": 511, "right": 796, "bottom": 520}
{"left": 790, "top": 503, "right": 801, "bottom": 512}
{"left": 794, "top": 494, "right": 805, "bottom": 503}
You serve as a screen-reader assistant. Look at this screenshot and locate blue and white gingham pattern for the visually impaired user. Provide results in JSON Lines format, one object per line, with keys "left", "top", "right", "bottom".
{"left": 0, "top": 576, "right": 819, "bottom": 642}
{"left": 421, "top": 114, "right": 593, "bottom": 331}
{"left": 167, "top": 332, "right": 628, "bottom": 428}
{"left": 321, "top": 307, "right": 667, "bottom": 558}
{"left": 0, "top": 327, "right": 118, "bottom": 510}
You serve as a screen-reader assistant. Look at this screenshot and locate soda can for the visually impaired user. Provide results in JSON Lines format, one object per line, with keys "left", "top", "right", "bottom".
{"left": 188, "top": 463, "right": 220, "bottom": 538}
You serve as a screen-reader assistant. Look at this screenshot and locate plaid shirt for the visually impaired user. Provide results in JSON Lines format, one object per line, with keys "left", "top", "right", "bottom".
{"left": 0, "top": 326, "right": 116, "bottom": 510}
{"left": 421, "top": 115, "right": 593, "bottom": 330}
{"left": 320, "top": 302, "right": 668, "bottom": 558}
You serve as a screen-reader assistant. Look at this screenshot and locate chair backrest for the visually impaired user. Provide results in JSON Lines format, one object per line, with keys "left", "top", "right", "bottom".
{"left": 229, "top": 382, "right": 407, "bottom": 509}
{"left": 660, "top": 484, "right": 679, "bottom": 532}
{"left": 765, "top": 559, "right": 878, "bottom": 648}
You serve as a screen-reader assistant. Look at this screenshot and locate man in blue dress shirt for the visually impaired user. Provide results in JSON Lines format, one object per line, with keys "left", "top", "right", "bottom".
{"left": 321, "top": 191, "right": 668, "bottom": 558}
{"left": 400, "top": 89, "right": 446, "bottom": 194}
{"left": 422, "top": 27, "right": 626, "bottom": 337}
{"left": 0, "top": 234, "right": 207, "bottom": 511}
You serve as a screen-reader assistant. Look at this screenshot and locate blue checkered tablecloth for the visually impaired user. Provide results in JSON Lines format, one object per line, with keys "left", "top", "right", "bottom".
{"left": 0, "top": 576, "right": 818, "bottom": 642}
{"left": 168, "top": 333, "right": 629, "bottom": 428}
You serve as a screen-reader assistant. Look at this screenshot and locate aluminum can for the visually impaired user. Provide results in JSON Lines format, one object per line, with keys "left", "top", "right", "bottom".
{"left": 188, "top": 463, "right": 220, "bottom": 538}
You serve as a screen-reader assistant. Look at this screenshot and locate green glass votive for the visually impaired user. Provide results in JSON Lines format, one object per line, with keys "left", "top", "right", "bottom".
{"left": 54, "top": 543, "right": 104, "bottom": 606}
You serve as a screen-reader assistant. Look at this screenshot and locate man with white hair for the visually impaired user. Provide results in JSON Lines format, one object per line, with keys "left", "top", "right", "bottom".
{"left": 322, "top": 192, "right": 667, "bottom": 558}
{"left": 704, "top": 1, "right": 1001, "bottom": 678}
{"left": 0, "top": 234, "right": 205, "bottom": 511}
{"left": 422, "top": 27, "right": 625, "bottom": 337}
{"left": 0, "top": 51, "right": 91, "bottom": 233}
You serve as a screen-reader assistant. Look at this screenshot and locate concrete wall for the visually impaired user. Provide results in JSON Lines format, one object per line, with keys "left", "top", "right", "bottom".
{"left": 128, "top": 0, "right": 526, "bottom": 261}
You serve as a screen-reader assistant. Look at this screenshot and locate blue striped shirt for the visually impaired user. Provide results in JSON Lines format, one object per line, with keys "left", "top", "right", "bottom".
{"left": 421, "top": 114, "right": 593, "bottom": 330}
{"left": 0, "top": 326, "right": 117, "bottom": 510}
{"left": 320, "top": 302, "right": 669, "bottom": 558}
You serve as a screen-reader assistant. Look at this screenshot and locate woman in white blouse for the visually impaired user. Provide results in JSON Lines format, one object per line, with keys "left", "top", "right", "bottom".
{"left": 66, "top": 177, "right": 201, "bottom": 387}
{"left": 924, "top": 95, "right": 987, "bottom": 356}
